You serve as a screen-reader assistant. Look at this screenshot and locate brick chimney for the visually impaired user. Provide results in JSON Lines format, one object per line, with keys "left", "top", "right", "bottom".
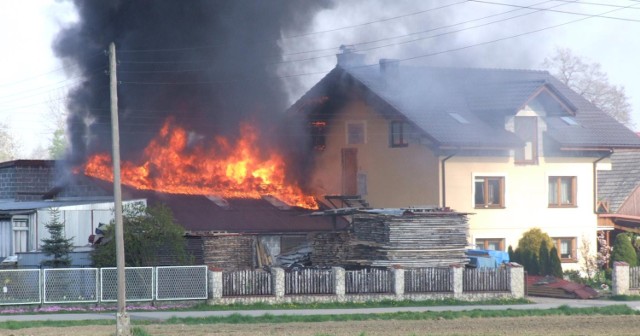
{"left": 336, "top": 45, "right": 365, "bottom": 68}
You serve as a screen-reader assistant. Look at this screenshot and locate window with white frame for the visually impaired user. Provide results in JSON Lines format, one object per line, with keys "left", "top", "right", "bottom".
{"left": 12, "top": 219, "right": 29, "bottom": 254}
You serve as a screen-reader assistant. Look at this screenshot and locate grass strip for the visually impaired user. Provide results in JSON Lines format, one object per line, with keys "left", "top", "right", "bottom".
{"left": 179, "top": 298, "right": 531, "bottom": 311}
{"left": 2, "top": 305, "right": 635, "bottom": 330}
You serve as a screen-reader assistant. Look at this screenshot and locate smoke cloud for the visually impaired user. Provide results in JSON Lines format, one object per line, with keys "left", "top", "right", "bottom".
{"left": 54, "top": 0, "right": 332, "bottom": 165}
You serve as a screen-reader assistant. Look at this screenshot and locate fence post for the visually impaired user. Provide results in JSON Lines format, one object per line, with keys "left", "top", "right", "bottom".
{"left": 508, "top": 265, "right": 525, "bottom": 298}
{"left": 612, "top": 261, "right": 630, "bottom": 296}
{"left": 451, "top": 266, "right": 463, "bottom": 298}
{"left": 392, "top": 267, "right": 404, "bottom": 297}
{"left": 209, "top": 270, "right": 223, "bottom": 300}
{"left": 333, "top": 267, "right": 345, "bottom": 298}
{"left": 271, "top": 267, "right": 285, "bottom": 298}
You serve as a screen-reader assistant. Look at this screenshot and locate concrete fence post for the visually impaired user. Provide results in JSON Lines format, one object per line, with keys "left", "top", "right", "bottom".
{"left": 508, "top": 265, "right": 525, "bottom": 298}
{"left": 333, "top": 267, "right": 346, "bottom": 298}
{"left": 392, "top": 267, "right": 405, "bottom": 297}
{"left": 271, "top": 267, "right": 285, "bottom": 298}
{"left": 612, "top": 261, "right": 630, "bottom": 296}
{"left": 209, "top": 270, "right": 223, "bottom": 300}
{"left": 451, "top": 266, "right": 463, "bottom": 298}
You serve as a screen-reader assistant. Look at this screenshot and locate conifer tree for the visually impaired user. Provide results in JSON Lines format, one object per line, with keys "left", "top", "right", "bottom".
{"left": 41, "top": 208, "right": 74, "bottom": 268}
{"left": 539, "top": 242, "right": 551, "bottom": 276}
{"left": 549, "top": 246, "right": 563, "bottom": 277}
{"left": 611, "top": 233, "right": 638, "bottom": 266}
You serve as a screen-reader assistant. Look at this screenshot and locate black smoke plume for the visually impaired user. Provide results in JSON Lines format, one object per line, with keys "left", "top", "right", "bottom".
{"left": 54, "top": 0, "right": 332, "bottom": 166}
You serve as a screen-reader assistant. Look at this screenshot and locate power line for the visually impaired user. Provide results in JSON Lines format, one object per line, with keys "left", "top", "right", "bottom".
{"left": 470, "top": 0, "right": 640, "bottom": 22}
{"left": 118, "top": 1, "right": 638, "bottom": 86}
{"left": 115, "top": 1, "right": 469, "bottom": 54}
{"left": 116, "top": 0, "right": 569, "bottom": 75}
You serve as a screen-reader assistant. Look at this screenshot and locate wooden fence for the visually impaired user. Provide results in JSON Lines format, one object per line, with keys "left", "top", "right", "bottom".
{"left": 285, "top": 268, "right": 334, "bottom": 295}
{"left": 345, "top": 268, "right": 393, "bottom": 294}
{"left": 630, "top": 266, "right": 640, "bottom": 289}
{"left": 222, "top": 269, "right": 273, "bottom": 296}
{"left": 404, "top": 267, "right": 452, "bottom": 293}
{"left": 463, "top": 268, "right": 510, "bottom": 292}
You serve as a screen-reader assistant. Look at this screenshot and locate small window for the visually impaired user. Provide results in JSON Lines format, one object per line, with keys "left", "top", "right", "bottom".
{"left": 310, "top": 121, "right": 327, "bottom": 151}
{"left": 449, "top": 112, "right": 469, "bottom": 124}
{"left": 474, "top": 176, "right": 505, "bottom": 208}
{"left": 389, "top": 121, "right": 409, "bottom": 147}
{"left": 549, "top": 176, "right": 577, "bottom": 207}
{"left": 552, "top": 237, "right": 577, "bottom": 262}
{"left": 346, "top": 121, "right": 366, "bottom": 145}
{"left": 560, "top": 116, "right": 579, "bottom": 126}
{"left": 475, "top": 238, "right": 505, "bottom": 251}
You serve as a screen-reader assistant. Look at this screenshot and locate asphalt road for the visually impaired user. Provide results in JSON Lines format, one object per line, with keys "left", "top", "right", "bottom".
{"left": 1, "top": 297, "right": 639, "bottom": 322}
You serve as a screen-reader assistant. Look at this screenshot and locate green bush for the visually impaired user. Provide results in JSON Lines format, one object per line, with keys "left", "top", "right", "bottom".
{"left": 549, "top": 246, "right": 563, "bottom": 277}
{"left": 539, "top": 243, "right": 551, "bottom": 276}
{"left": 611, "top": 233, "right": 638, "bottom": 267}
{"left": 517, "top": 228, "right": 554, "bottom": 257}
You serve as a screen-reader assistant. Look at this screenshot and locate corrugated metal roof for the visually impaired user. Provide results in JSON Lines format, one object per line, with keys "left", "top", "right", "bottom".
{"left": 0, "top": 198, "right": 115, "bottom": 212}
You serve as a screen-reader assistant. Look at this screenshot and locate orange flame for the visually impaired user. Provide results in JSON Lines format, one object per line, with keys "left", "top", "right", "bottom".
{"left": 84, "top": 118, "right": 318, "bottom": 209}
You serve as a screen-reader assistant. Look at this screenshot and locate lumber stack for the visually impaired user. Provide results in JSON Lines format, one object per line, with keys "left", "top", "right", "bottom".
{"left": 311, "top": 210, "right": 469, "bottom": 268}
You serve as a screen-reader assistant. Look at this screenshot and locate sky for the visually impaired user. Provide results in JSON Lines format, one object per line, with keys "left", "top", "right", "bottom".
{"left": 1, "top": 0, "right": 639, "bottom": 158}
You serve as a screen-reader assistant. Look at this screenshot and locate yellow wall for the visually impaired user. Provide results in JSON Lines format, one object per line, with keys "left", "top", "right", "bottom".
{"left": 310, "top": 100, "right": 440, "bottom": 208}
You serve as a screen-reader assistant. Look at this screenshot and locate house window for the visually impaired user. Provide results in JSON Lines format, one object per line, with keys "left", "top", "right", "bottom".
{"left": 475, "top": 238, "right": 505, "bottom": 251}
{"left": 549, "top": 176, "right": 577, "bottom": 207}
{"left": 390, "top": 121, "right": 409, "bottom": 147}
{"left": 346, "top": 121, "right": 366, "bottom": 145}
{"left": 514, "top": 116, "right": 538, "bottom": 164}
{"left": 474, "top": 176, "right": 505, "bottom": 208}
{"left": 12, "top": 219, "right": 28, "bottom": 255}
{"left": 309, "top": 121, "right": 326, "bottom": 151}
{"left": 552, "top": 237, "right": 577, "bottom": 262}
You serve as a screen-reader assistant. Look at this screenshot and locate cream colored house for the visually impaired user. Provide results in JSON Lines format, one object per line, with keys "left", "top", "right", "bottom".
{"left": 290, "top": 51, "right": 640, "bottom": 269}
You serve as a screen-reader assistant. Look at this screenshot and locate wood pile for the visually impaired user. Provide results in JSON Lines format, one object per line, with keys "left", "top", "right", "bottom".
{"left": 311, "top": 210, "right": 469, "bottom": 268}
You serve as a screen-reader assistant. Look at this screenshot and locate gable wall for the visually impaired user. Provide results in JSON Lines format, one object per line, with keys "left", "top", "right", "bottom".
{"left": 616, "top": 185, "right": 640, "bottom": 217}
{"left": 310, "top": 99, "right": 440, "bottom": 208}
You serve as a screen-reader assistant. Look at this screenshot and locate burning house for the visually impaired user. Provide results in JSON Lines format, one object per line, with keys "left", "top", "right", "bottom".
{"left": 288, "top": 49, "right": 640, "bottom": 271}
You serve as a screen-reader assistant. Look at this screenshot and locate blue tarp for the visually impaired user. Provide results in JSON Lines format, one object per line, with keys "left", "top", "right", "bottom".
{"left": 466, "top": 249, "right": 510, "bottom": 268}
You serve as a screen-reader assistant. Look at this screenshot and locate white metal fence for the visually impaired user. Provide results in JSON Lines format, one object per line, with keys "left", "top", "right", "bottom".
{"left": 0, "top": 265, "right": 207, "bottom": 306}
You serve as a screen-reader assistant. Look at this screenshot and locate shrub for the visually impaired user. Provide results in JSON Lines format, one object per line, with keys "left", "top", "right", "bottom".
{"left": 549, "top": 246, "right": 563, "bottom": 277}
{"left": 611, "top": 233, "right": 638, "bottom": 267}
{"left": 539, "top": 243, "right": 551, "bottom": 276}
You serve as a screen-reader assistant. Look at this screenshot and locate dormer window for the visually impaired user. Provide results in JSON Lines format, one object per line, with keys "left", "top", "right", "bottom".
{"left": 514, "top": 116, "right": 538, "bottom": 164}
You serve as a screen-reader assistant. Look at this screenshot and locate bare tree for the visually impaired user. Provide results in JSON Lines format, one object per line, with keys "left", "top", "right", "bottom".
{"left": 543, "top": 47, "right": 632, "bottom": 127}
{"left": 0, "top": 122, "right": 19, "bottom": 162}
{"left": 46, "top": 91, "right": 69, "bottom": 160}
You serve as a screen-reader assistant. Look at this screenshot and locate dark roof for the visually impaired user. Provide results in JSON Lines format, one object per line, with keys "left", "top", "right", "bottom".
{"left": 137, "top": 191, "right": 345, "bottom": 234}
{"left": 598, "top": 150, "right": 640, "bottom": 213}
{"left": 0, "top": 160, "right": 57, "bottom": 169}
{"left": 299, "top": 63, "right": 640, "bottom": 150}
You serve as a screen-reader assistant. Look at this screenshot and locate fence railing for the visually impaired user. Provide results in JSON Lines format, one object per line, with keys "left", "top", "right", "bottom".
{"left": 630, "top": 266, "right": 640, "bottom": 289}
{"left": 405, "top": 267, "right": 452, "bottom": 293}
{"left": 463, "top": 268, "right": 510, "bottom": 292}
{"left": 0, "top": 269, "right": 41, "bottom": 305}
{"left": 345, "top": 268, "right": 393, "bottom": 294}
{"left": 285, "top": 268, "right": 334, "bottom": 295}
{"left": 223, "top": 269, "right": 273, "bottom": 296}
{"left": 0, "top": 265, "right": 208, "bottom": 306}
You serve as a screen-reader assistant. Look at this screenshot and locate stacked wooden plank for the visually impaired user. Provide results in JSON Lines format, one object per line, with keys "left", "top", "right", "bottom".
{"left": 311, "top": 210, "right": 469, "bottom": 268}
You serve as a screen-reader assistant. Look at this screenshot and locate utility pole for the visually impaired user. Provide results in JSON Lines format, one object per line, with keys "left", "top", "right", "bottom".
{"left": 109, "top": 42, "right": 131, "bottom": 336}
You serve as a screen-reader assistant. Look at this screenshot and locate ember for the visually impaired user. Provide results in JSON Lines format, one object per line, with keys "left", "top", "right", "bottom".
{"left": 84, "top": 118, "right": 318, "bottom": 209}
